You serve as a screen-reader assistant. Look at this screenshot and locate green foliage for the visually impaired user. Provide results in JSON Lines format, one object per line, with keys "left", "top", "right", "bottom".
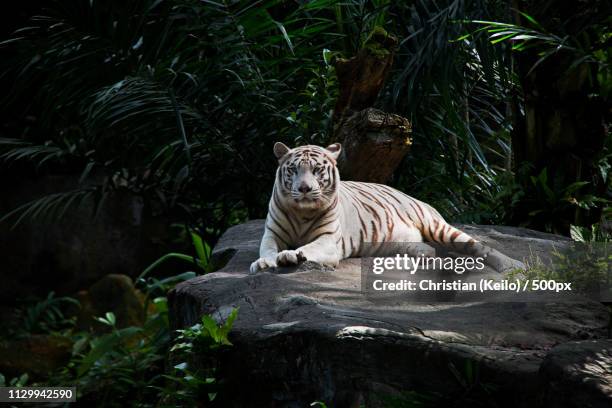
{"left": 503, "top": 163, "right": 611, "bottom": 234}
{"left": 520, "top": 167, "right": 605, "bottom": 233}
{"left": 507, "top": 243, "right": 612, "bottom": 295}
{"left": 0, "top": 264, "right": 229, "bottom": 407}
{"left": 0, "top": 1, "right": 609, "bottom": 235}
{"left": 0, "top": 0, "right": 344, "bottom": 240}
{"left": 0, "top": 0, "right": 519, "bottom": 234}
{"left": 467, "top": 10, "right": 612, "bottom": 232}
{"left": 164, "top": 308, "right": 238, "bottom": 405}
{"left": 37, "top": 269, "right": 237, "bottom": 407}
{"left": 0, "top": 373, "right": 29, "bottom": 387}
{"left": 139, "top": 229, "right": 213, "bottom": 278}
{"left": 571, "top": 224, "right": 612, "bottom": 243}
{"left": 173, "top": 308, "right": 238, "bottom": 353}
{"left": 378, "top": 390, "right": 439, "bottom": 408}
{"left": 54, "top": 277, "right": 178, "bottom": 405}
{"left": 18, "top": 292, "right": 80, "bottom": 335}
{"left": 0, "top": 189, "right": 98, "bottom": 230}
{"left": 381, "top": 0, "right": 519, "bottom": 224}
{"left": 286, "top": 48, "right": 338, "bottom": 145}
{"left": 472, "top": 12, "right": 610, "bottom": 79}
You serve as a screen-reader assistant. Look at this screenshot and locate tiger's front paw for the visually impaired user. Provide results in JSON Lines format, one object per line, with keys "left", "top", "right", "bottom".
{"left": 250, "top": 257, "right": 277, "bottom": 274}
{"left": 276, "top": 250, "right": 306, "bottom": 266}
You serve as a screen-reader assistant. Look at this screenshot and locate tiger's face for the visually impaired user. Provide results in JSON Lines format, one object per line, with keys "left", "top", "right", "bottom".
{"left": 273, "top": 142, "right": 341, "bottom": 211}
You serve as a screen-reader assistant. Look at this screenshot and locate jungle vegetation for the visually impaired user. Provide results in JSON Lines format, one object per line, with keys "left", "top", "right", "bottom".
{"left": 0, "top": 0, "right": 609, "bottom": 242}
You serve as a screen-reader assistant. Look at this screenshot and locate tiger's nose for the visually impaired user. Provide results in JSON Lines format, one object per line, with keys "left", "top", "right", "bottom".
{"left": 298, "top": 183, "right": 312, "bottom": 193}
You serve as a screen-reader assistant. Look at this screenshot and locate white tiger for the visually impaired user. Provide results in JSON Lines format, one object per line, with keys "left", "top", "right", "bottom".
{"left": 250, "top": 142, "right": 524, "bottom": 274}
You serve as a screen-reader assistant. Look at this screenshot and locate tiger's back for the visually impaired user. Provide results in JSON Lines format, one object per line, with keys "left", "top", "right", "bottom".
{"left": 337, "top": 181, "right": 474, "bottom": 258}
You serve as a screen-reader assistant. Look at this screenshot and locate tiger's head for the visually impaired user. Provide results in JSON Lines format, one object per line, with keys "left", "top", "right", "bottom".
{"left": 273, "top": 142, "right": 341, "bottom": 211}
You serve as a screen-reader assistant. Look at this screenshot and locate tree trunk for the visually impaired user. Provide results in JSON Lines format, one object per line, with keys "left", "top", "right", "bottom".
{"left": 336, "top": 108, "right": 412, "bottom": 183}
{"left": 333, "top": 28, "right": 412, "bottom": 183}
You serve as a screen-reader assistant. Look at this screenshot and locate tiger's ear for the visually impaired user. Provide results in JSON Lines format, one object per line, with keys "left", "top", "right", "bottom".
{"left": 273, "top": 142, "right": 290, "bottom": 159}
{"left": 326, "top": 143, "right": 342, "bottom": 160}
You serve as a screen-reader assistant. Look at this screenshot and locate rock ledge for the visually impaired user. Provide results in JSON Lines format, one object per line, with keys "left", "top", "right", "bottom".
{"left": 169, "top": 220, "right": 611, "bottom": 407}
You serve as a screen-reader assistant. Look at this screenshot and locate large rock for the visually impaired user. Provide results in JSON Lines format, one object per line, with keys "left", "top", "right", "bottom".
{"left": 0, "top": 335, "right": 72, "bottom": 379}
{"left": 76, "top": 274, "right": 146, "bottom": 331}
{"left": 540, "top": 340, "right": 612, "bottom": 408}
{"left": 169, "top": 220, "right": 611, "bottom": 407}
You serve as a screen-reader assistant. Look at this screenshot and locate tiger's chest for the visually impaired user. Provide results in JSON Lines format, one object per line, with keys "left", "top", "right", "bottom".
{"left": 288, "top": 215, "right": 341, "bottom": 248}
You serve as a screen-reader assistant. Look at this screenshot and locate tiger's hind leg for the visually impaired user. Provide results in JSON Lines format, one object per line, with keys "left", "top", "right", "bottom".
{"left": 378, "top": 223, "right": 436, "bottom": 258}
{"left": 433, "top": 221, "right": 525, "bottom": 273}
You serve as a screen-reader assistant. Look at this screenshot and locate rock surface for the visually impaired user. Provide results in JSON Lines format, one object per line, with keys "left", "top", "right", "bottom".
{"left": 76, "top": 274, "right": 146, "bottom": 331}
{"left": 0, "top": 335, "right": 72, "bottom": 379}
{"left": 169, "top": 220, "right": 611, "bottom": 407}
{"left": 540, "top": 340, "right": 612, "bottom": 408}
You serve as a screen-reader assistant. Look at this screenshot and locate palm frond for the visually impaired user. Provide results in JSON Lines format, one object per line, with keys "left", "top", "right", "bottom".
{"left": 0, "top": 189, "right": 97, "bottom": 229}
{"left": 0, "top": 138, "right": 68, "bottom": 167}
